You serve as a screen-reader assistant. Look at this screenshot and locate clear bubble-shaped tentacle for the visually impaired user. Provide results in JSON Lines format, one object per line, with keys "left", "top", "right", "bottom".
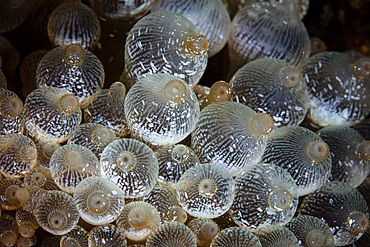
{"left": 230, "top": 163, "right": 299, "bottom": 232}
{"left": 297, "top": 181, "right": 369, "bottom": 246}
{"left": 15, "top": 208, "right": 39, "bottom": 238}
{"left": 121, "top": 11, "right": 208, "bottom": 88}
{"left": 0, "top": 177, "right": 23, "bottom": 211}
{"left": 0, "top": 214, "right": 19, "bottom": 247}
{"left": 165, "top": 206, "right": 188, "bottom": 224}
{"left": 60, "top": 225, "right": 88, "bottom": 247}
{"left": 68, "top": 123, "right": 118, "bottom": 159}
{"left": 73, "top": 176, "right": 125, "bottom": 226}
{"left": 34, "top": 190, "right": 79, "bottom": 235}
{"left": 155, "top": 145, "right": 200, "bottom": 187}
{"left": 17, "top": 234, "right": 37, "bottom": 247}
{"left": 151, "top": 0, "right": 231, "bottom": 57}
{"left": 47, "top": 0, "right": 101, "bottom": 49}
{"left": 16, "top": 186, "right": 47, "bottom": 215}
{"left": 116, "top": 201, "right": 161, "bottom": 242}
{"left": 260, "top": 126, "right": 332, "bottom": 196}
{"left": 142, "top": 181, "right": 185, "bottom": 224}
{"left": 83, "top": 82, "right": 129, "bottom": 138}
{"left": 49, "top": 143, "right": 101, "bottom": 193}
{"left": 228, "top": 0, "right": 310, "bottom": 75}
{"left": 188, "top": 218, "right": 220, "bottom": 247}
{"left": 23, "top": 87, "right": 82, "bottom": 143}
{"left": 0, "top": 88, "right": 24, "bottom": 135}
{"left": 285, "top": 215, "right": 334, "bottom": 247}
{"left": 100, "top": 138, "right": 159, "bottom": 198}
{"left": 303, "top": 52, "right": 370, "bottom": 127}
{"left": 175, "top": 163, "right": 235, "bottom": 219}
{"left": 36, "top": 140, "right": 60, "bottom": 169}
{"left": 255, "top": 226, "right": 300, "bottom": 247}
{"left": 191, "top": 101, "right": 273, "bottom": 177}
{"left": 124, "top": 73, "right": 200, "bottom": 147}
{"left": 23, "top": 167, "right": 60, "bottom": 191}
{"left": 230, "top": 58, "right": 309, "bottom": 127}
{"left": 317, "top": 125, "right": 369, "bottom": 188}
{"left": 0, "top": 134, "right": 37, "bottom": 178}
{"left": 36, "top": 44, "right": 105, "bottom": 103}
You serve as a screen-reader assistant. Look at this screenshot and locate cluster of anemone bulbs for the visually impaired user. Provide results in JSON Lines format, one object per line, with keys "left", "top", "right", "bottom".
{"left": 0, "top": 0, "right": 369, "bottom": 247}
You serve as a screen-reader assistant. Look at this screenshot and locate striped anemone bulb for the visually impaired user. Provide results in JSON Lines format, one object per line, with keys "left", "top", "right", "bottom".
{"left": 36, "top": 44, "right": 105, "bottom": 103}
{"left": 176, "top": 163, "right": 235, "bottom": 219}
{"left": 60, "top": 225, "right": 88, "bottom": 247}
{"left": 68, "top": 123, "right": 118, "bottom": 159}
{"left": 120, "top": 11, "right": 209, "bottom": 89}
{"left": 230, "top": 163, "right": 298, "bottom": 232}
{"left": 230, "top": 58, "right": 309, "bottom": 127}
{"left": 298, "top": 181, "right": 369, "bottom": 246}
{"left": 23, "top": 87, "right": 82, "bottom": 143}
{"left": 151, "top": 0, "right": 230, "bottom": 57}
{"left": 0, "top": 214, "right": 19, "bottom": 247}
{"left": 47, "top": 0, "right": 101, "bottom": 49}
{"left": 145, "top": 221, "right": 197, "bottom": 247}
{"left": 0, "top": 88, "right": 24, "bottom": 135}
{"left": 317, "top": 125, "right": 369, "bottom": 188}
{"left": 260, "top": 126, "right": 332, "bottom": 196}
{"left": 73, "top": 176, "right": 125, "bottom": 226}
{"left": 0, "top": 134, "right": 37, "bottom": 178}
{"left": 210, "top": 226, "right": 262, "bottom": 247}
{"left": 228, "top": 0, "right": 310, "bottom": 76}
{"left": 155, "top": 145, "right": 200, "bottom": 187}
{"left": 124, "top": 73, "right": 200, "bottom": 147}
{"left": 285, "top": 215, "right": 334, "bottom": 247}
{"left": 302, "top": 52, "right": 370, "bottom": 127}
{"left": 191, "top": 101, "right": 274, "bottom": 177}
{"left": 49, "top": 144, "right": 101, "bottom": 194}
{"left": 100, "top": 138, "right": 159, "bottom": 198}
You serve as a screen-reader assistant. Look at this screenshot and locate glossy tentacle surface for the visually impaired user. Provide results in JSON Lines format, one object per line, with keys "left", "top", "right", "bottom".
{"left": 230, "top": 163, "right": 299, "bottom": 232}
{"left": 297, "top": 181, "right": 369, "bottom": 246}
{"left": 191, "top": 101, "right": 274, "bottom": 176}
{"left": 151, "top": 0, "right": 230, "bottom": 57}
{"left": 230, "top": 58, "right": 309, "bottom": 127}
{"left": 261, "top": 126, "right": 332, "bottom": 196}
{"left": 121, "top": 11, "right": 208, "bottom": 88}
{"left": 124, "top": 73, "right": 200, "bottom": 147}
